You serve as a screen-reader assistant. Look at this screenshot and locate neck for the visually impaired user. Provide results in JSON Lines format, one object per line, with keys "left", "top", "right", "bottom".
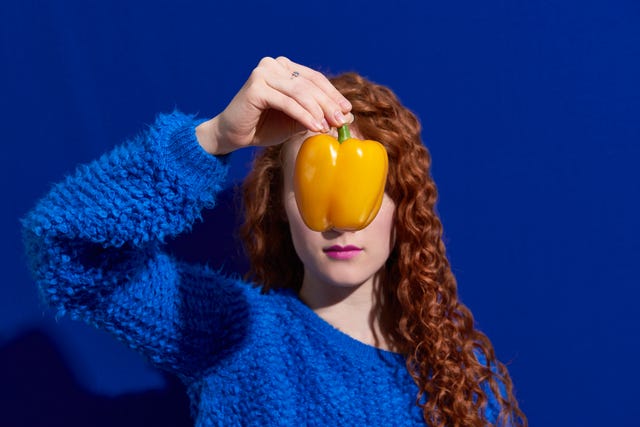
{"left": 298, "top": 274, "right": 394, "bottom": 352}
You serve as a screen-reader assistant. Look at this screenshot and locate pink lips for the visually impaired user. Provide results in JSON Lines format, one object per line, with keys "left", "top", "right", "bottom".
{"left": 323, "top": 245, "right": 363, "bottom": 260}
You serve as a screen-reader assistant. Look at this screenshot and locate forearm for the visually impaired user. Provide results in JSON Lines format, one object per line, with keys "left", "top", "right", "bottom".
{"left": 24, "top": 111, "right": 227, "bottom": 245}
{"left": 21, "top": 111, "right": 229, "bottom": 310}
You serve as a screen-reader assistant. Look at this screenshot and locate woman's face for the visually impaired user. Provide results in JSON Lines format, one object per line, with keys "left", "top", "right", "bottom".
{"left": 281, "top": 131, "right": 396, "bottom": 292}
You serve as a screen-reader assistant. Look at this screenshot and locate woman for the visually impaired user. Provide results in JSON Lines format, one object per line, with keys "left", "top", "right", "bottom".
{"left": 23, "top": 57, "right": 526, "bottom": 426}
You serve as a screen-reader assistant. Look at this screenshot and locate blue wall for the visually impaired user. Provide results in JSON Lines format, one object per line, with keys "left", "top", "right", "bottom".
{"left": 2, "top": 1, "right": 639, "bottom": 426}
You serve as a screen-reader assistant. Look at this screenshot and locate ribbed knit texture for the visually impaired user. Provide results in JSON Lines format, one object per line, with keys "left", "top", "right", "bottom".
{"left": 22, "top": 111, "right": 501, "bottom": 426}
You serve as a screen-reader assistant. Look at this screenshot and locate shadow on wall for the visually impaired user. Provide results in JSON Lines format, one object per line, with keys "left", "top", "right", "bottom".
{"left": 167, "top": 183, "right": 250, "bottom": 272}
{"left": 0, "top": 329, "right": 192, "bottom": 427}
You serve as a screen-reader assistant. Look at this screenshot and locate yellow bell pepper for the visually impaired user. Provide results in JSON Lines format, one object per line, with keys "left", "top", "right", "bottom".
{"left": 293, "top": 124, "right": 389, "bottom": 231}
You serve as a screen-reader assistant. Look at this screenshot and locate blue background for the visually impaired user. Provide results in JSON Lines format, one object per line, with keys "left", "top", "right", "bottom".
{"left": 2, "top": 1, "right": 639, "bottom": 426}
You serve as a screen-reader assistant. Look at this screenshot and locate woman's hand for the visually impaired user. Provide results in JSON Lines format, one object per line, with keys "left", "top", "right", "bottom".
{"left": 196, "top": 57, "right": 354, "bottom": 155}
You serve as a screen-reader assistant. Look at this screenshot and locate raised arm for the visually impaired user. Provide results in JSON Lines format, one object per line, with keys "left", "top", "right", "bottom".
{"left": 21, "top": 111, "right": 240, "bottom": 377}
{"left": 22, "top": 57, "right": 353, "bottom": 378}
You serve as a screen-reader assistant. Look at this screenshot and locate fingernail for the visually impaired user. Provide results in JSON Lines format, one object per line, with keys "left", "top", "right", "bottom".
{"left": 313, "top": 120, "right": 324, "bottom": 131}
{"left": 321, "top": 119, "right": 330, "bottom": 132}
{"left": 334, "top": 110, "right": 346, "bottom": 125}
{"left": 345, "top": 113, "right": 355, "bottom": 124}
{"left": 339, "top": 100, "right": 351, "bottom": 111}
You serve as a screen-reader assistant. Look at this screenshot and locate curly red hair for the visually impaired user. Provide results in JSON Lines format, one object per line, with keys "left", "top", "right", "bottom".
{"left": 240, "top": 72, "right": 526, "bottom": 426}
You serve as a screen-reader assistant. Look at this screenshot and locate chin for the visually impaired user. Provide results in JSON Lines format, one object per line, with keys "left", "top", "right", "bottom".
{"left": 317, "top": 269, "right": 377, "bottom": 290}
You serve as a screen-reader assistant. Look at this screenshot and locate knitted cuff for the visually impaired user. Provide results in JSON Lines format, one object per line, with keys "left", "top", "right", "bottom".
{"left": 154, "top": 111, "right": 230, "bottom": 195}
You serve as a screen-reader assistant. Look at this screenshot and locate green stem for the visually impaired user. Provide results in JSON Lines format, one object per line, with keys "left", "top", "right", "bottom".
{"left": 337, "top": 124, "right": 351, "bottom": 143}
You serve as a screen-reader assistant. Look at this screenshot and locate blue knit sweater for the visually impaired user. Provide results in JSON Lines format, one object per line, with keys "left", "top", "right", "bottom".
{"left": 22, "top": 112, "right": 501, "bottom": 426}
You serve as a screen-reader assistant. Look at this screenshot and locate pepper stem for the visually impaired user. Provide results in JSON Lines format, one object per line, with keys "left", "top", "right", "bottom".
{"left": 337, "top": 124, "right": 351, "bottom": 143}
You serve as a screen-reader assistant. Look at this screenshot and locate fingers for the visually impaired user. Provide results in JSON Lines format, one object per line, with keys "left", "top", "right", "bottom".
{"left": 275, "top": 56, "right": 353, "bottom": 118}
{"left": 261, "top": 84, "right": 328, "bottom": 133}
{"left": 255, "top": 57, "right": 353, "bottom": 131}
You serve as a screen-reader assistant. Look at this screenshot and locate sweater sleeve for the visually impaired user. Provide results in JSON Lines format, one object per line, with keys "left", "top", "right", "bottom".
{"left": 21, "top": 111, "right": 251, "bottom": 378}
